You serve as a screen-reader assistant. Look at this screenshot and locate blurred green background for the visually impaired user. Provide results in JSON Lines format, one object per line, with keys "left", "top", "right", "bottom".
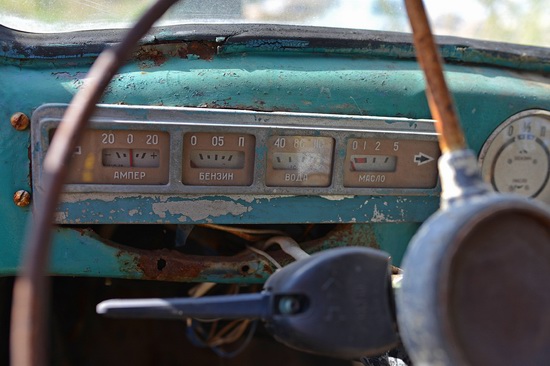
{"left": 0, "top": 0, "right": 548, "bottom": 47}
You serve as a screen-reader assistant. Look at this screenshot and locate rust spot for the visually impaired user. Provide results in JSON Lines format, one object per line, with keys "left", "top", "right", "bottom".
{"left": 136, "top": 248, "right": 206, "bottom": 281}
{"left": 134, "top": 41, "right": 218, "bottom": 68}
{"left": 261, "top": 262, "right": 275, "bottom": 277}
{"left": 135, "top": 46, "right": 166, "bottom": 66}
{"left": 97, "top": 224, "right": 378, "bottom": 283}
{"left": 177, "top": 41, "right": 218, "bottom": 61}
{"left": 10, "top": 112, "right": 30, "bottom": 131}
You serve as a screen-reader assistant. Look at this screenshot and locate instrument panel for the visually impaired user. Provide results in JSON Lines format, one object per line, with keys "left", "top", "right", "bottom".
{"left": 33, "top": 104, "right": 440, "bottom": 197}
{"left": 32, "top": 105, "right": 550, "bottom": 225}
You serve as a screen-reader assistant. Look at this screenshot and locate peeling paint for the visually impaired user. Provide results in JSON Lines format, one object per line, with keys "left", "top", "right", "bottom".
{"left": 371, "top": 204, "right": 388, "bottom": 223}
{"left": 60, "top": 193, "right": 119, "bottom": 203}
{"left": 60, "top": 193, "right": 299, "bottom": 204}
{"left": 151, "top": 199, "right": 250, "bottom": 221}
{"left": 54, "top": 211, "right": 68, "bottom": 221}
{"left": 232, "top": 194, "right": 297, "bottom": 203}
{"left": 320, "top": 195, "right": 355, "bottom": 201}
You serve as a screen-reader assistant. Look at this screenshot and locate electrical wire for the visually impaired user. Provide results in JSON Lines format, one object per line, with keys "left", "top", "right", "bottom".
{"left": 188, "top": 282, "right": 217, "bottom": 298}
{"left": 186, "top": 318, "right": 259, "bottom": 358}
{"left": 10, "top": 2, "right": 180, "bottom": 366}
{"left": 184, "top": 282, "right": 259, "bottom": 357}
{"left": 199, "top": 225, "right": 310, "bottom": 266}
{"left": 199, "top": 223, "right": 286, "bottom": 241}
{"left": 261, "top": 236, "right": 310, "bottom": 261}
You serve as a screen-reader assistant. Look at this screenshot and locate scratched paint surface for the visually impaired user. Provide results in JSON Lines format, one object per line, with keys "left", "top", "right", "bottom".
{"left": 52, "top": 195, "right": 438, "bottom": 224}
{"left": 0, "top": 33, "right": 549, "bottom": 281}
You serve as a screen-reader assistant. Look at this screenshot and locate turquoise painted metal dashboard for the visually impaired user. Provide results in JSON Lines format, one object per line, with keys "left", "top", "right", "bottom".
{"left": 1, "top": 24, "right": 549, "bottom": 283}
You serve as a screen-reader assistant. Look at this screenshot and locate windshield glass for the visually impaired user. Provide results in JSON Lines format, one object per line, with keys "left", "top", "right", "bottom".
{"left": 0, "top": 0, "right": 548, "bottom": 47}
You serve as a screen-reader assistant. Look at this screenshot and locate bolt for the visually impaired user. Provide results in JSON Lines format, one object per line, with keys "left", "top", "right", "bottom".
{"left": 10, "top": 112, "right": 30, "bottom": 131}
{"left": 13, "top": 190, "right": 31, "bottom": 207}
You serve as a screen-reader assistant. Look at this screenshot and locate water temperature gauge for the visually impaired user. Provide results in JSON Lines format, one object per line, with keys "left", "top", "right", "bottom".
{"left": 480, "top": 110, "right": 550, "bottom": 204}
{"left": 266, "top": 136, "right": 334, "bottom": 187}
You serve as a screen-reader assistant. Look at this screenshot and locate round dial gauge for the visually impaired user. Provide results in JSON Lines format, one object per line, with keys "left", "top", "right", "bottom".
{"left": 480, "top": 110, "right": 550, "bottom": 204}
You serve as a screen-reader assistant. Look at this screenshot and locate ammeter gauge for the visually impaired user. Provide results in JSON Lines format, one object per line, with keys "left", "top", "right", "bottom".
{"left": 55, "top": 129, "right": 170, "bottom": 185}
{"left": 480, "top": 110, "right": 550, "bottom": 204}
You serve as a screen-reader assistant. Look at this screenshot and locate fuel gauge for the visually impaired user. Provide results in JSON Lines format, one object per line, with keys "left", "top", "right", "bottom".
{"left": 182, "top": 132, "right": 255, "bottom": 186}
{"left": 189, "top": 150, "right": 245, "bottom": 169}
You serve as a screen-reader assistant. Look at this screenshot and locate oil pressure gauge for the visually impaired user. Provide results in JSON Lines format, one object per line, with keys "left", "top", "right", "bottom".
{"left": 480, "top": 110, "right": 550, "bottom": 204}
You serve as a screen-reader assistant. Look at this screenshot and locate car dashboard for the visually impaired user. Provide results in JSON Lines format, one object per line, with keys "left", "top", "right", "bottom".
{"left": 1, "top": 22, "right": 550, "bottom": 364}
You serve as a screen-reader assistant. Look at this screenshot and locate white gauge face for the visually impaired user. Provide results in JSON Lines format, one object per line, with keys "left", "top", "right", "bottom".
{"left": 480, "top": 110, "right": 550, "bottom": 204}
{"left": 350, "top": 155, "right": 397, "bottom": 172}
{"left": 102, "top": 148, "right": 160, "bottom": 168}
{"left": 189, "top": 150, "right": 245, "bottom": 169}
{"left": 266, "top": 136, "right": 334, "bottom": 187}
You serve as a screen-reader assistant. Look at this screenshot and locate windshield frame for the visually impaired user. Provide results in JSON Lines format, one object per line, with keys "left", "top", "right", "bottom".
{"left": 0, "top": 23, "right": 549, "bottom": 73}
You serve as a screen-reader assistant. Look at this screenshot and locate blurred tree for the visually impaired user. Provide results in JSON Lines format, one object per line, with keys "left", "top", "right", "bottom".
{"left": 372, "top": 0, "right": 408, "bottom": 32}
{"left": 476, "top": 0, "right": 548, "bottom": 46}
{"left": 371, "top": 0, "right": 549, "bottom": 47}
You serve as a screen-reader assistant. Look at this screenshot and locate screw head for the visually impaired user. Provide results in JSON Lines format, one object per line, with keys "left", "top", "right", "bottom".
{"left": 13, "top": 190, "right": 31, "bottom": 207}
{"left": 10, "top": 112, "right": 30, "bottom": 131}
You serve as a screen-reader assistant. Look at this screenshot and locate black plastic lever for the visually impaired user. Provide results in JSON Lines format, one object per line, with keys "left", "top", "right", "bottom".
{"left": 98, "top": 293, "right": 270, "bottom": 320}
{"left": 97, "top": 247, "right": 398, "bottom": 360}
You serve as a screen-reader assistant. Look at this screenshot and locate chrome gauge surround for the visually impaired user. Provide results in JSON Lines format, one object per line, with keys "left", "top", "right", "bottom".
{"left": 479, "top": 109, "right": 550, "bottom": 205}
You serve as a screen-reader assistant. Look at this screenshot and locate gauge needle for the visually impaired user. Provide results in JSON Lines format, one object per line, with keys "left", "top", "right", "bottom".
{"left": 129, "top": 148, "right": 133, "bottom": 167}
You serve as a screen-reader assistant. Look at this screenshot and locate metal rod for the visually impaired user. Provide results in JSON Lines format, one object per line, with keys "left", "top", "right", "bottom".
{"left": 404, "top": 0, "right": 467, "bottom": 153}
{"left": 10, "top": 1, "right": 180, "bottom": 365}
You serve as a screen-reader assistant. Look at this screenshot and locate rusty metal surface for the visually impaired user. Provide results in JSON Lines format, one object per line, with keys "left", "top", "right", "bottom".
{"left": 107, "top": 224, "right": 378, "bottom": 283}
{"left": 134, "top": 41, "right": 219, "bottom": 67}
